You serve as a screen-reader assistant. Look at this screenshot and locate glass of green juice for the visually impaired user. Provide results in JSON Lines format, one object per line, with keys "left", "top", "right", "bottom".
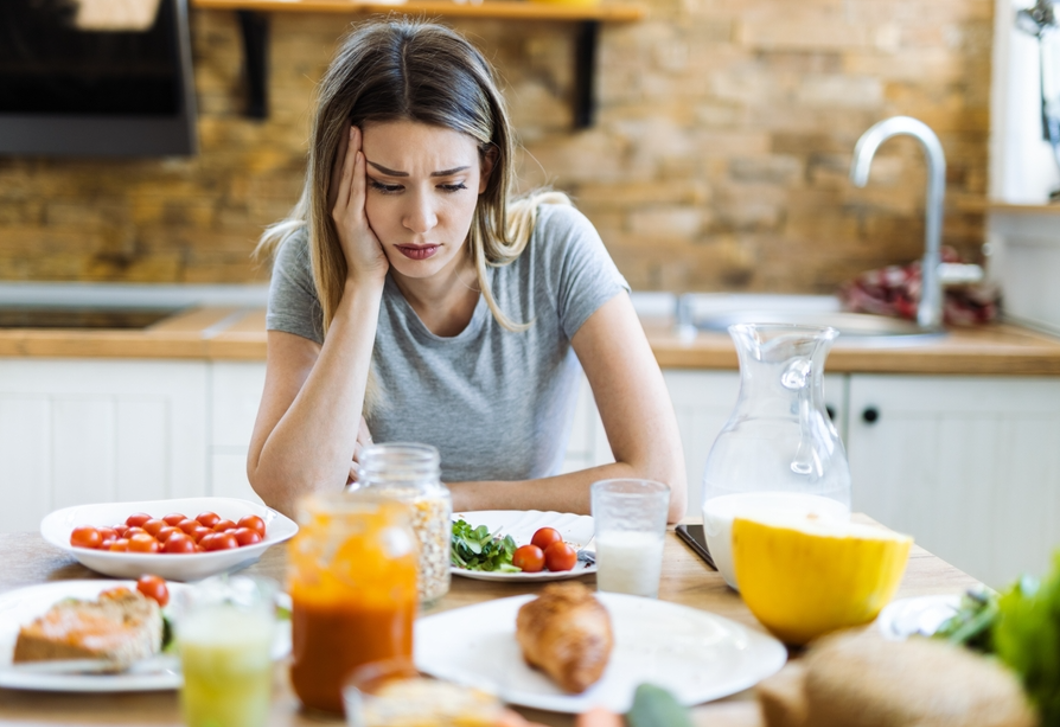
{"left": 175, "top": 575, "right": 278, "bottom": 727}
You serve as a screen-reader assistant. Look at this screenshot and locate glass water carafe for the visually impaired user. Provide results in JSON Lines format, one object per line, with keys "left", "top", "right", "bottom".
{"left": 702, "top": 323, "right": 851, "bottom": 589}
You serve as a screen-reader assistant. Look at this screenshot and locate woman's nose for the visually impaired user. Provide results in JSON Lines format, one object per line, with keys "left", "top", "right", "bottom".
{"left": 402, "top": 191, "right": 437, "bottom": 234}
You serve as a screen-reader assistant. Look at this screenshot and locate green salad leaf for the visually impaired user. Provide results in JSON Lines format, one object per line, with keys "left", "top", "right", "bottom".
{"left": 995, "top": 564, "right": 1060, "bottom": 726}
{"left": 450, "top": 519, "right": 520, "bottom": 572}
{"left": 933, "top": 588, "right": 998, "bottom": 654}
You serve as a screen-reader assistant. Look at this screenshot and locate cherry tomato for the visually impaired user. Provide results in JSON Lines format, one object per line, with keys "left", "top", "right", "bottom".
{"left": 112, "top": 524, "right": 129, "bottom": 538}
{"left": 108, "top": 538, "right": 130, "bottom": 552}
{"left": 544, "top": 541, "right": 577, "bottom": 572}
{"left": 237, "top": 515, "right": 266, "bottom": 537}
{"left": 177, "top": 518, "right": 201, "bottom": 534}
{"left": 125, "top": 512, "right": 152, "bottom": 528}
{"left": 156, "top": 526, "right": 181, "bottom": 543}
{"left": 212, "top": 532, "right": 239, "bottom": 551}
{"left": 70, "top": 525, "right": 102, "bottom": 550}
{"left": 128, "top": 533, "right": 160, "bottom": 553}
{"left": 162, "top": 512, "right": 187, "bottom": 527}
{"left": 125, "top": 526, "right": 148, "bottom": 538}
{"left": 163, "top": 532, "right": 196, "bottom": 554}
{"left": 233, "top": 527, "right": 262, "bottom": 547}
{"left": 198, "top": 532, "right": 219, "bottom": 551}
{"left": 213, "top": 519, "right": 237, "bottom": 533}
{"left": 196, "top": 511, "right": 221, "bottom": 529}
{"left": 97, "top": 526, "right": 118, "bottom": 543}
{"left": 142, "top": 518, "right": 166, "bottom": 537}
{"left": 513, "top": 544, "right": 545, "bottom": 573}
{"left": 191, "top": 526, "right": 214, "bottom": 543}
{"left": 136, "top": 575, "right": 169, "bottom": 607}
{"left": 531, "top": 527, "right": 563, "bottom": 551}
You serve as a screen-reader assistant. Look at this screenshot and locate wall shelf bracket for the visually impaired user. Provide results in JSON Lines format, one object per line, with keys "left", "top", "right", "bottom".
{"left": 573, "top": 20, "right": 600, "bottom": 129}
{"left": 237, "top": 10, "right": 269, "bottom": 119}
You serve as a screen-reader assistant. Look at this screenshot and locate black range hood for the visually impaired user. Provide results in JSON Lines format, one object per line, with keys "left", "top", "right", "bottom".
{"left": 0, "top": 0, "right": 198, "bottom": 157}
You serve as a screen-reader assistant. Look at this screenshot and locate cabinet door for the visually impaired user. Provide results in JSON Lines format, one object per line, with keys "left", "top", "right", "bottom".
{"left": 209, "top": 361, "right": 267, "bottom": 503}
{"left": 0, "top": 358, "right": 208, "bottom": 533}
{"left": 848, "top": 374, "right": 1060, "bottom": 588}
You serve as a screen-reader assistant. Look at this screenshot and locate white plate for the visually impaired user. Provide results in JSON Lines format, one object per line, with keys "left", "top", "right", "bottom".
{"left": 0, "top": 580, "right": 292, "bottom": 692}
{"left": 451, "top": 511, "right": 596, "bottom": 582}
{"left": 41, "top": 497, "right": 298, "bottom": 582}
{"left": 415, "top": 592, "right": 787, "bottom": 713}
{"left": 876, "top": 594, "right": 961, "bottom": 640}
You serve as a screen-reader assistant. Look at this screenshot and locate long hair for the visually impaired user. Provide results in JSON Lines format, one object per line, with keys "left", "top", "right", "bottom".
{"left": 258, "top": 18, "right": 567, "bottom": 341}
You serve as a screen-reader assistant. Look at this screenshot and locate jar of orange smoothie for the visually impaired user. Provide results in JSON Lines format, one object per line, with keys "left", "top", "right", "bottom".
{"left": 287, "top": 491, "right": 418, "bottom": 714}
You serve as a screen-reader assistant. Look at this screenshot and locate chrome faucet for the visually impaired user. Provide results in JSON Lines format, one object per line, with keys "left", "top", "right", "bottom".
{"left": 850, "top": 116, "right": 946, "bottom": 331}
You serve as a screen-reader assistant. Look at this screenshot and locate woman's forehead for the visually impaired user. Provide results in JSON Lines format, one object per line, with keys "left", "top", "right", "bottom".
{"left": 360, "top": 120, "right": 480, "bottom": 174}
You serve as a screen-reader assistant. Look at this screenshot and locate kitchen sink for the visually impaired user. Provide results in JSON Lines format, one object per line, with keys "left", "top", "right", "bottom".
{"left": 0, "top": 306, "right": 182, "bottom": 330}
{"left": 673, "top": 294, "right": 945, "bottom": 345}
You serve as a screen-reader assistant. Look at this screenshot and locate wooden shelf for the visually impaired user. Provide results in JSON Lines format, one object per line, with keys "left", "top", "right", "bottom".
{"left": 191, "top": 0, "right": 646, "bottom": 22}
{"left": 987, "top": 202, "right": 1060, "bottom": 216}
{"left": 190, "top": 0, "right": 644, "bottom": 127}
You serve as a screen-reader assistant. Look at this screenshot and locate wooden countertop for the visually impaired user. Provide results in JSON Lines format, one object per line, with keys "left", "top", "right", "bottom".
{"left": 0, "top": 519, "right": 980, "bottom": 727}
{"left": 2, "top": 307, "right": 1060, "bottom": 375}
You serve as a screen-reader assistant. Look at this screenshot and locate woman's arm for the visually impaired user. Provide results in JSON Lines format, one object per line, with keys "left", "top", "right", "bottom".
{"left": 447, "top": 291, "right": 688, "bottom": 523}
{"left": 247, "top": 126, "right": 388, "bottom": 517}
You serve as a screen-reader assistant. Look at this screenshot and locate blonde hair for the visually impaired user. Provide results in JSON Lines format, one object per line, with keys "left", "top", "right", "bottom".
{"left": 257, "top": 18, "right": 568, "bottom": 340}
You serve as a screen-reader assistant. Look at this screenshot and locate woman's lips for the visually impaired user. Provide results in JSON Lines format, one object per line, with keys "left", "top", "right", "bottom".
{"left": 395, "top": 244, "right": 439, "bottom": 260}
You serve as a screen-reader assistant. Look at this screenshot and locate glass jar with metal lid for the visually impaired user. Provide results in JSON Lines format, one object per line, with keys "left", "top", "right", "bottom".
{"left": 355, "top": 443, "right": 451, "bottom": 607}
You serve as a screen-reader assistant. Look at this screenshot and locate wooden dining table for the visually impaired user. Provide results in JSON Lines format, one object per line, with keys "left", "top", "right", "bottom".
{"left": 0, "top": 519, "right": 981, "bottom": 727}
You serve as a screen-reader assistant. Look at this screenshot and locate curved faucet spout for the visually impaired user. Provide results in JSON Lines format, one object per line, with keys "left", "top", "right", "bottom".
{"left": 849, "top": 116, "right": 947, "bottom": 331}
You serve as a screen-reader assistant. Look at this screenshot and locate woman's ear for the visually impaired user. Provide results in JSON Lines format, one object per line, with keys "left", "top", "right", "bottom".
{"left": 478, "top": 145, "right": 498, "bottom": 194}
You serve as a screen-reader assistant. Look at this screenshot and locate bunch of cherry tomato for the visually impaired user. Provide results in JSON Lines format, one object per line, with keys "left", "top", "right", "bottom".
{"left": 512, "top": 527, "right": 578, "bottom": 573}
{"left": 69, "top": 511, "right": 268, "bottom": 554}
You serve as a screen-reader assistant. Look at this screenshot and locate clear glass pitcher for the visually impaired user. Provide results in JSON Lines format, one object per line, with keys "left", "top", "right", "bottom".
{"left": 701, "top": 323, "right": 852, "bottom": 590}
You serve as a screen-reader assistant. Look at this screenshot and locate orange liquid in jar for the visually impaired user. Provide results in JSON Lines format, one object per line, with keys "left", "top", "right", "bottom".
{"left": 287, "top": 495, "right": 418, "bottom": 714}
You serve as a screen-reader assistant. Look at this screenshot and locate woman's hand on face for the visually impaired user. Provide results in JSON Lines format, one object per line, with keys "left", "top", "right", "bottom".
{"left": 330, "top": 125, "right": 388, "bottom": 286}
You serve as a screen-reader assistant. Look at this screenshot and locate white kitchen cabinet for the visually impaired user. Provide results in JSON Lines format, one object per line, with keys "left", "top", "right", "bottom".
{"left": 847, "top": 374, "right": 1060, "bottom": 588}
{"left": 209, "top": 361, "right": 267, "bottom": 504}
{"left": 0, "top": 358, "right": 208, "bottom": 533}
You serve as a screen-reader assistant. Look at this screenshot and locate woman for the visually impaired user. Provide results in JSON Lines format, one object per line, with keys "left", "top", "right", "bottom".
{"left": 248, "top": 18, "right": 687, "bottom": 522}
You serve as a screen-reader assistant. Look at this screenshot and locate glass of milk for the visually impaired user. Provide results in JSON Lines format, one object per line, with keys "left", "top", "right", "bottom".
{"left": 175, "top": 575, "right": 278, "bottom": 727}
{"left": 591, "top": 479, "right": 670, "bottom": 598}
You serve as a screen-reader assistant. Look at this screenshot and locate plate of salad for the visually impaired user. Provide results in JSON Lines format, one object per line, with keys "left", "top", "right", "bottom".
{"left": 450, "top": 511, "right": 596, "bottom": 582}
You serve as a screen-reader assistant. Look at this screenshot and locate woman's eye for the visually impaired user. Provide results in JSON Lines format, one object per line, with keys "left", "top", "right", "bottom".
{"left": 368, "top": 179, "right": 403, "bottom": 194}
{"left": 439, "top": 183, "right": 468, "bottom": 193}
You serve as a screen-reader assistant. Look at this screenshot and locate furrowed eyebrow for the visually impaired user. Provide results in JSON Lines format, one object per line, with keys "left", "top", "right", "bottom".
{"left": 366, "top": 161, "right": 470, "bottom": 178}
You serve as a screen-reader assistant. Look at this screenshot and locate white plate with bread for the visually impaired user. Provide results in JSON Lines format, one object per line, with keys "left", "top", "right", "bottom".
{"left": 40, "top": 497, "right": 298, "bottom": 582}
{"left": 0, "top": 580, "right": 291, "bottom": 692}
{"left": 450, "top": 510, "right": 596, "bottom": 582}
{"left": 415, "top": 588, "right": 787, "bottom": 713}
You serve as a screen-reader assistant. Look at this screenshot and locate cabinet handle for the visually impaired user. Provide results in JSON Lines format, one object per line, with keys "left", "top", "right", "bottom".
{"left": 825, "top": 405, "right": 836, "bottom": 421}
{"left": 862, "top": 407, "right": 880, "bottom": 424}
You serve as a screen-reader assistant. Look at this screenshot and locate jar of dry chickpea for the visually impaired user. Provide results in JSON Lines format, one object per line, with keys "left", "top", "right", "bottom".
{"left": 355, "top": 443, "right": 451, "bottom": 607}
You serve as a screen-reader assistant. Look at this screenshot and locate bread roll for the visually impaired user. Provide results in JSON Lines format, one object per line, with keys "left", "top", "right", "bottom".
{"left": 515, "top": 582, "right": 613, "bottom": 693}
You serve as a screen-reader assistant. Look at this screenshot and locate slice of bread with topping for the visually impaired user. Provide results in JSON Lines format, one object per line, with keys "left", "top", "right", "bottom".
{"left": 13, "top": 587, "right": 162, "bottom": 666}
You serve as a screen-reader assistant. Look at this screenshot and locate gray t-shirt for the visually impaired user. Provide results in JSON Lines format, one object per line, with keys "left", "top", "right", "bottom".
{"left": 266, "top": 203, "right": 629, "bottom": 483}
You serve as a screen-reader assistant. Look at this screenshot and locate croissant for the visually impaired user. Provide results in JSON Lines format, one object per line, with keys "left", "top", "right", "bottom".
{"left": 515, "top": 582, "right": 614, "bottom": 693}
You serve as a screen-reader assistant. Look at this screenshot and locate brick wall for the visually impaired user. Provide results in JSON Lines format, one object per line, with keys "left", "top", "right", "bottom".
{"left": 0, "top": 0, "right": 993, "bottom": 292}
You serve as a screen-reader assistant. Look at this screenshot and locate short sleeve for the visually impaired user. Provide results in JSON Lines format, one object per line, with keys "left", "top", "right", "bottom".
{"left": 535, "top": 204, "right": 630, "bottom": 339}
{"left": 265, "top": 228, "right": 325, "bottom": 344}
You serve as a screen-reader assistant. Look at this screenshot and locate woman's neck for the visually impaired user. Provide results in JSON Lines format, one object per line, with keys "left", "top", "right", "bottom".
{"left": 390, "top": 256, "right": 481, "bottom": 338}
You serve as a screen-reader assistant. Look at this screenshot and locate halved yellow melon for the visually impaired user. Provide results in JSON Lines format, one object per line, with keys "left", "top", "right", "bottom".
{"left": 733, "top": 515, "right": 913, "bottom": 645}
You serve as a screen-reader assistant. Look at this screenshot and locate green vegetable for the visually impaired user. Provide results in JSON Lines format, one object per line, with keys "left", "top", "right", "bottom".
{"left": 933, "top": 588, "right": 998, "bottom": 654}
{"left": 995, "top": 563, "right": 1060, "bottom": 726}
{"left": 625, "top": 683, "right": 693, "bottom": 727}
{"left": 450, "top": 519, "right": 520, "bottom": 572}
